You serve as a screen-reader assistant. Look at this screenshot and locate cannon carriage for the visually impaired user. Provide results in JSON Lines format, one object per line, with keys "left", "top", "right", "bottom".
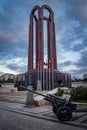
{"left": 21, "top": 85, "right": 87, "bottom": 122}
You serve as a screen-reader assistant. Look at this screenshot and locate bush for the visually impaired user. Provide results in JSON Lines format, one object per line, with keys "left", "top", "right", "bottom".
{"left": 55, "top": 88, "right": 64, "bottom": 96}
{"left": 83, "top": 78, "right": 87, "bottom": 82}
{"left": 70, "top": 86, "right": 87, "bottom": 102}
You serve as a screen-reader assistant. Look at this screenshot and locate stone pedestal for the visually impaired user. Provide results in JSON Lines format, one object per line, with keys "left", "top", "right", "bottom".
{"left": 26, "top": 86, "right": 34, "bottom": 105}
{"left": 37, "top": 80, "right": 42, "bottom": 91}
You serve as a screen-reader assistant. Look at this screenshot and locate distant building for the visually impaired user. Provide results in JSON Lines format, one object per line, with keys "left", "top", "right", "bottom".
{"left": 0, "top": 73, "right": 26, "bottom": 85}
{"left": 0, "top": 73, "right": 14, "bottom": 82}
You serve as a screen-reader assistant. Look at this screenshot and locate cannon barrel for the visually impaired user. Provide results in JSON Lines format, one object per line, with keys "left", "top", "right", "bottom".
{"left": 20, "top": 85, "right": 67, "bottom": 105}
{"left": 20, "top": 85, "right": 56, "bottom": 103}
{"left": 20, "top": 85, "right": 48, "bottom": 97}
{"left": 47, "top": 94, "right": 66, "bottom": 104}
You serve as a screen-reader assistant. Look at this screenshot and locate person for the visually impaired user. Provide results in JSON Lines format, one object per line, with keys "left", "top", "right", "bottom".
{"left": 58, "top": 80, "right": 63, "bottom": 87}
{"left": 0, "top": 84, "right": 2, "bottom": 87}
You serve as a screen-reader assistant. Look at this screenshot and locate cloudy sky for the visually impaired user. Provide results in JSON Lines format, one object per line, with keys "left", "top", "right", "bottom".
{"left": 0, "top": 0, "right": 87, "bottom": 78}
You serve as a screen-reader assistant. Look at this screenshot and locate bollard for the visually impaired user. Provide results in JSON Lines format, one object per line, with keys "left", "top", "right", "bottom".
{"left": 26, "top": 86, "right": 35, "bottom": 105}
{"left": 37, "top": 80, "right": 42, "bottom": 91}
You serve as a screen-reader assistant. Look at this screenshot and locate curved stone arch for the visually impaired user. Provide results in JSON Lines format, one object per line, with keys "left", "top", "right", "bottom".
{"left": 41, "top": 4, "right": 54, "bottom": 15}
{"left": 30, "top": 5, "right": 40, "bottom": 16}
{"left": 28, "top": 5, "right": 57, "bottom": 73}
{"left": 33, "top": 15, "right": 38, "bottom": 21}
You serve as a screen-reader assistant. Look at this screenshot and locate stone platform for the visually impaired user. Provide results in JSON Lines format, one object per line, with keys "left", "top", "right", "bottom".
{"left": 24, "top": 71, "right": 71, "bottom": 90}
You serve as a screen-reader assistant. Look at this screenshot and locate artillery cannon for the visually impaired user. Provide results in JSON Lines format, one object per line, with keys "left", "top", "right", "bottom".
{"left": 20, "top": 85, "right": 87, "bottom": 122}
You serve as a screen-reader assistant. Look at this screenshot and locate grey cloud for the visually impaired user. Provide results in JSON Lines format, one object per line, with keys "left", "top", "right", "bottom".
{"left": 0, "top": 37, "right": 28, "bottom": 58}
{"left": 0, "top": 71, "right": 4, "bottom": 76}
{"left": 70, "top": 50, "right": 87, "bottom": 77}
{"left": 59, "top": 61, "right": 72, "bottom": 67}
{"left": 64, "top": 0, "right": 87, "bottom": 25}
{"left": 71, "top": 42, "right": 87, "bottom": 52}
{"left": 7, "top": 64, "right": 27, "bottom": 73}
{"left": 0, "top": 54, "right": 27, "bottom": 73}
{"left": 75, "top": 50, "right": 87, "bottom": 67}
{"left": 55, "top": 0, "right": 87, "bottom": 53}
{"left": 0, "top": 0, "right": 87, "bottom": 77}
{"left": 70, "top": 68, "right": 87, "bottom": 78}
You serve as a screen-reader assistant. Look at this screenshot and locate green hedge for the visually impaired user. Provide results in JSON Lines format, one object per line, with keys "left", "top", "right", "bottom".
{"left": 55, "top": 87, "right": 87, "bottom": 103}
{"left": 55, "top": 88, "right": 64, "bottom": 96}
{"left": 70, "top": 86, "right": 87, "bottom": 102}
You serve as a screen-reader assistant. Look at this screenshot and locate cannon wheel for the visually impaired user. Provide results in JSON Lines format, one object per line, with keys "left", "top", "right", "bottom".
{"left": 56, "top": 106, "right": 72, "bottom": 121}
{"left": 53, "top": 104, "right": 58, "bottom": 114}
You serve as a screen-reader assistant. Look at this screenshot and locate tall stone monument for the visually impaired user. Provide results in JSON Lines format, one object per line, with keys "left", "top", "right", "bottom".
{"left": 25, "top": 5, "right": 71, "bottom": 90}
{"left": 28, "top": 5, "right": 57, "bottom": 71}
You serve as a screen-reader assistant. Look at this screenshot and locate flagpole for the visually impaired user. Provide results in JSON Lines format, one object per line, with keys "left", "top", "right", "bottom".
{"left": 43, "top": 66, "right": 44, "bottom": 90}
{"left": 45, "top": 60, "right": 48, "bottom": 90}
{"left": 49, "top": 59, "right": 51, "bottom": 90}
{"left": 40, "top": 61, "right": 42, "bottom": 90}
{"left": 37, "top": 62, "right": 40, "bottom": 90}
{"left": 38, "top": 62, "right": 39, "bottom": 81}
{"left": 52, "top": 58, "right": 54, "bottom": 89}
{"left": 46, "top": 68, "right": 47, "bottom": 90}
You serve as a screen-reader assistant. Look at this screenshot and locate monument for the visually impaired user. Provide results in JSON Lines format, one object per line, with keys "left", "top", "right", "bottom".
{"left": 25, "top": 5, "right": 71, "bottom": 90}
{"left": 28, "top": 5, "right": 57, "bottom": 71}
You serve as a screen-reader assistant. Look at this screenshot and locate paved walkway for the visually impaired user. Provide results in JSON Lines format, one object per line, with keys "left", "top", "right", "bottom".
{"left": 0, "top": 101, "right": 87, "bottom": 129}
{"left": 0, "top": 84, "right": 87, "bottom": 129}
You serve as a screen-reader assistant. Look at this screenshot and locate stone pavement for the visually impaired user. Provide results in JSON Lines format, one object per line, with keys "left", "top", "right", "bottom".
{"left": 0, "top": 101, "right": 87, "bottom": 129}
{"left": 0, "top": 84, "right": 87, "bottom": 129}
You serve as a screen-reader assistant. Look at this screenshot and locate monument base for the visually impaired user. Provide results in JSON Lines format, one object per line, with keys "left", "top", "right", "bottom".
{"left": 15, "top": 69, "right": 71, "bottom": 91}
{"left": 24, "top": 70, "right": 71, "bottom": 90}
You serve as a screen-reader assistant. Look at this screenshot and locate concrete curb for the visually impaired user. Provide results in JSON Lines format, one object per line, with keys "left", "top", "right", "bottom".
{"left": 73, "top": 102, "right": 87, "bottom": 106}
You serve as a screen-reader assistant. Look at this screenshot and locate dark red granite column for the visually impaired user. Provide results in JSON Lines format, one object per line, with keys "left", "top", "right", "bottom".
{"left": 53, "top": 22, "right": 57, "bottom": 69}
{"left": 36, "top": 21, "right": 38, "bottom": 69}
{"left": 39, "top": 8, "right": 44, "bottom": 69}
{"left": 49, "top": 13, "right": 57, "bottom": 70}
{"left": 47, "top": 19, "right": 51, "bottom": 69}
{"left": 51, "top": 14, "right": 57, "bottom": 70}
{"left": 32, "top": 9, "right": 41, "bottom": 69}
{"left": 28, "top": 15, "right": 33, "bottom": 71}
{"left": 28, "top": 24, "right": 31, "bottom": 71}
{"left": 48, "top": 14, "right": 53, "bottom": 70}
